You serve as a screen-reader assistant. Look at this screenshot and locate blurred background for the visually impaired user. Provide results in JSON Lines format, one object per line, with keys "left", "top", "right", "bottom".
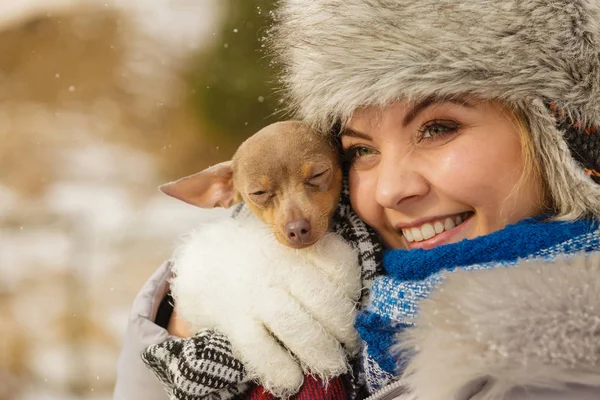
{"left": 0, "top": 1, "right": 280, "bottom": 398}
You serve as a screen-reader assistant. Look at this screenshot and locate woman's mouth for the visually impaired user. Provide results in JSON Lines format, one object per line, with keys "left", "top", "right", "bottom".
{"left": 399, "top": 211, "right": 473, "bottom": 249}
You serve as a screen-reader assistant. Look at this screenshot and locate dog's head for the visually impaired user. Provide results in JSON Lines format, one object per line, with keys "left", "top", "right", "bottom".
{"left": 160, "top": 121, "right": 342, "bottom": 249}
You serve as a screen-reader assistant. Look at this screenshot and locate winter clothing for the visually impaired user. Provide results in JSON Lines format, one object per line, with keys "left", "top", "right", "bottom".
{"left": 113, "top": 258, "right": 250, "bottom": 400}
{"left": 113, "top": 261, "right": 174, "bottom": 400}
{"left": 357, "top": 217, "right": 600, "bottom": 391}
{"left": 116, "top": 195, "right": 382, "bottom": 400}
{"left": 245, "top": 375, "right": 350, "bottom": 400}
{"left": 142, "top": 329, "right": 249, "bottom": 399}
{"left": 117, "top": 208, "right": 600, "bottom": 400}
{"left": 147, "top": 208, "right": 362, "bottom": 398}
{"left": 395, "top": 251, "right": 600, "bottom": 400}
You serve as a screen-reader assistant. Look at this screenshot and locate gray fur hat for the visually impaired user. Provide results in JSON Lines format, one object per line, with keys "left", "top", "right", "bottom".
{"left": 271, "top": 0, "right": 600, "bottom": 219}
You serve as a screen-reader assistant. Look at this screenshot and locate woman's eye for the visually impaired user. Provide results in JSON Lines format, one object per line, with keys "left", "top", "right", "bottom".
{"left": 418, "top": 120, "right": 459, "bottom": 141}
{"left": 342, "top": 145, "right": 378, "bottom": 165}
{"left": 355, "top": 147, "right": 374, "bottom": 157}
{"left": 422, "top": 125, "right": 449, "bottom": 138}
{"left": 349, "top": 146, "right": 375, "bottom": 159}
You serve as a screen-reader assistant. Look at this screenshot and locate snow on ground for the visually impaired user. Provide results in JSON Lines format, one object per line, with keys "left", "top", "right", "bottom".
{"left": 0, "top": 1, "right": 227, "bottom": 398}
{"left": 2, "top": 118, "right": 229, "bottom": 399}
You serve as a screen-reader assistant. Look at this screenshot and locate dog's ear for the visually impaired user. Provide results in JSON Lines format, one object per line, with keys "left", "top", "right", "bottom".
{"left": 159, "top": 161, "right": 241, "bottom": 208}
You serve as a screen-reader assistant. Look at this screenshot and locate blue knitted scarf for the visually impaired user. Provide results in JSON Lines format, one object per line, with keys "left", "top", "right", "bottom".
{"left": 355, "top": 217, "right": 600, "bottom": 392}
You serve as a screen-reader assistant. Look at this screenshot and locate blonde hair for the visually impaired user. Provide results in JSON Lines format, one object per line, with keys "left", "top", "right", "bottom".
{"left": 505, "top": 106, "right": 553, "bottom": 214}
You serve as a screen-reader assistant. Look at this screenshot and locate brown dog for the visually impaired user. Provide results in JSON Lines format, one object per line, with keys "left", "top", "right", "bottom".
{"left": 158, "top": 121, "right": 360, "bottom": 394}
{"left": 160, "top": 121, "right": 342, "bottom": 249}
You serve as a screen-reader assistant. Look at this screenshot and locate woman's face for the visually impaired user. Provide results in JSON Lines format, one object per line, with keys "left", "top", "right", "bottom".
{"left": 341, "top": 99, "right": 544, "bottom": 250}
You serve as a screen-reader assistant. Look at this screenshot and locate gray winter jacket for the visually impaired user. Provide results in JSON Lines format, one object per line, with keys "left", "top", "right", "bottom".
{"left": 114, "top": 255, "right": 600, "bottom": 400}
{"left": 113, "top": 261, "right": 172, "bottom": 400}
{"left": 373, "top": 253, "right": 600, "bottom": 400}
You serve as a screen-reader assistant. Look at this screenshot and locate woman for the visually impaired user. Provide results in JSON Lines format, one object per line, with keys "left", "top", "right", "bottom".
{"left": 114, "top": 0, "right": 600, "bottom": 399}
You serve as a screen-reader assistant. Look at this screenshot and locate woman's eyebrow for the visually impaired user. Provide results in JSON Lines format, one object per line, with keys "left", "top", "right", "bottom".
{"left": 402, "top": 97, "right": 473, "bottom": 127}
{"left": 339, "top": 127, "right": 372, "bottom": 140}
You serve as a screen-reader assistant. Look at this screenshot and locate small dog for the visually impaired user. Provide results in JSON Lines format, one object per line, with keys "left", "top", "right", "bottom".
{"left": 161, "top": 121, "right": 342, "bottom": 249}
{"left": 160, "top": 121, "right": 361, "bottom": 397}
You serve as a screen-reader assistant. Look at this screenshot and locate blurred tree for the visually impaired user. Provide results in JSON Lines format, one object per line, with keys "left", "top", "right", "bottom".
{"left": 189, "top": 0, "right": 280, "bottom": 145}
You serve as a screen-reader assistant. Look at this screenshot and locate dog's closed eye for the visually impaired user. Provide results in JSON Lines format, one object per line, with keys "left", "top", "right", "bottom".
{"left": 249, "top": 190, "right": 275, "bottom": 205}
{"left": 306, "top": 168, "right": 332, "bottom": 190}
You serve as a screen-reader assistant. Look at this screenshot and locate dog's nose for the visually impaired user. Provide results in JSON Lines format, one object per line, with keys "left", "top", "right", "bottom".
{"left": 286, "top": 218, "right": 312, "bottom": 244}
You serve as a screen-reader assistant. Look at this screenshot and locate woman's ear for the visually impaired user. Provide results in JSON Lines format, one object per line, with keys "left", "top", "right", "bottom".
{"left": 159, "top": 161, "right": 241, "bottom": 208}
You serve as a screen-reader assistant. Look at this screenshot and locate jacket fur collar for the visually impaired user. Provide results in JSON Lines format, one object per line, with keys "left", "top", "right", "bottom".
{"left": 395, "top": 252, "right": 600, "bottom": 400}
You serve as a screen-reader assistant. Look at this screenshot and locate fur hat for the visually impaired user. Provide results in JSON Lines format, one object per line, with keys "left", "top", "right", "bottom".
{"left": 271, "top": 0, "right": 600, "bottom": 219}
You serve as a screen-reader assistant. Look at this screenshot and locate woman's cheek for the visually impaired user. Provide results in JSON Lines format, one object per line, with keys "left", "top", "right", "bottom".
{"left": 430, "top": 141, "right": 494, "bottom": 199}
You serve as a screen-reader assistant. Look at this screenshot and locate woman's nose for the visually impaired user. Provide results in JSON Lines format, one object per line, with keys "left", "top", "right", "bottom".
{"left": 375, "top": 154, "right": 429, "bottom": 209}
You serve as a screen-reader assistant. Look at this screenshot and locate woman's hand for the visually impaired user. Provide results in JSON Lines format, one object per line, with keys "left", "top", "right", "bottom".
{"left": 167, "top": 310, "right": 192, "bottom": 338}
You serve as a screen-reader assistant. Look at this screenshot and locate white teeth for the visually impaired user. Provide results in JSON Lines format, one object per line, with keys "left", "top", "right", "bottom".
{"left": 411, "top": 227, "right": 423, "bottom": 241}
{"left": 421, "top": 223, "right": 436, "bottom": 240}
{"left": 402, "top": 213, "right": 470, "bottom": 243}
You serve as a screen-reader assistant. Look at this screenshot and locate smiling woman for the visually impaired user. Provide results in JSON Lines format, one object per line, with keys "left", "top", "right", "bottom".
{"left": 341, "top": 100, "right": 546, "bottom": 250}
{"left": 270, "top": 0, "right": 600, "bottom": 397}
{"left": 116, "top": 0, "right": 600, "bottom": 399}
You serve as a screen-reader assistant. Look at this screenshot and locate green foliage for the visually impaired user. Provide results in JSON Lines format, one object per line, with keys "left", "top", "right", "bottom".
{"left": 189, "top": 0, "right": 280, "bottom": 143}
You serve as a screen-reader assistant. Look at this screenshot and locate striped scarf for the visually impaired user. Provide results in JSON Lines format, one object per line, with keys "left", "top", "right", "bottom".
{"left": 356, "top": 216, "right": 600, "bottom": 392}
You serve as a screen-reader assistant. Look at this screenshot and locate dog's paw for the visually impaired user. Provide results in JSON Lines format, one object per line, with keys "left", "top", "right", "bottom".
{"left": 257, "top": 364, "right": 304, "bottom": 399}
{"left": 298, "top": 340, "right": 349, "bottom": 381}
{"left": 226, "top": 317, "right": 304, "bottom": 397}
